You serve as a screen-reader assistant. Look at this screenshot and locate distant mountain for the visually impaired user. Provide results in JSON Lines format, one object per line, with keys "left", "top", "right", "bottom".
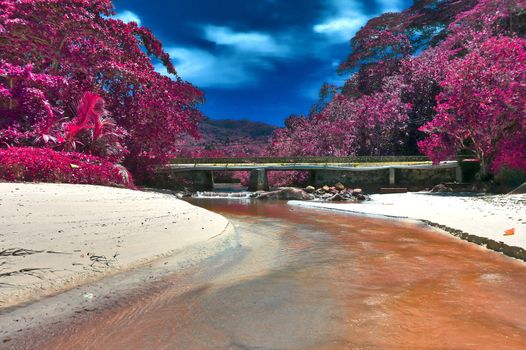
{"left": 199, "top": 118, "right": 276, "bottom": 144}
{"left": 177, "top": 118, "right": 277, "bottom": 157}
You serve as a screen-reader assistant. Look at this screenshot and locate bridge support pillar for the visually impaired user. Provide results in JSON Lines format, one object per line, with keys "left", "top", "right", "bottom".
{"left": 455, "top": 165, "right": 463, "bottom": 183}
{"left": 248, "top": 169, "right": 269, "bottom": 191}
{"left": 198, "top": 171, "right": 215, "bottom": 191}
{"left": 389, "top": 168, "right": 396, "bottom": 185}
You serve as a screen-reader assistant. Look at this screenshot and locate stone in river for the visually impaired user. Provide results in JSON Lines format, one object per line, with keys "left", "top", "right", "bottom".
{"left": 256, "top": 188, "right": 315, "bottom": 201}
{"left": 352, "top": 188, "right": 363, "bottom": 196}
{"left": 328, "top": 193, "right": 347, "bottom": 201}
{"left": 334, "top": 182, "right": 345, "bottom": 191}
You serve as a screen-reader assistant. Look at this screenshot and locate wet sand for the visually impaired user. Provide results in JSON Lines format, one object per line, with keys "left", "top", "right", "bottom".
{"left": 5, "top": 199, "right": 526, "bottom": 349}
{"left": 0, "top": 183, "right": 233, "bottom": 309}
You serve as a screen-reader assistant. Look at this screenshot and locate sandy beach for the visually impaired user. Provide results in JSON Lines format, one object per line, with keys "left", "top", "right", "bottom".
{"left": 290, "top": 193, "right": 526, "bottom": 256}
{"left": 0, "top": 183, "right": 234, "bottom": 309}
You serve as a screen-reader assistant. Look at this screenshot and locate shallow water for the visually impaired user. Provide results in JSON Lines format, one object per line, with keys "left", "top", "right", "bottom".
{"left": 10, "top": 199, "right": 526, "bottom": 349}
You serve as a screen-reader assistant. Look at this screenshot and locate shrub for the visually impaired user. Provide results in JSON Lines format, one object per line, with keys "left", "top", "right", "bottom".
{"left": 0, "top": 147, "right": 133, "bottom": 188}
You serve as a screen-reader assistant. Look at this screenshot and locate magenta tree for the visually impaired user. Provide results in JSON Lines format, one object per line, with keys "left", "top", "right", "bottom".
{"left": 270, "top": 77, "right": 410, "bottom": 157}
{"left": 0, "top": 0, "right": 203, "bottom": 181}
{"left": 418, "top": 36, "right": 526, "bottom": 175}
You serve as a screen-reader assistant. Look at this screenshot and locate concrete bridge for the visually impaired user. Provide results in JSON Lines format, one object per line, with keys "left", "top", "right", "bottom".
{"left": 156, "top": 156, "right": 462, "bottom": 192}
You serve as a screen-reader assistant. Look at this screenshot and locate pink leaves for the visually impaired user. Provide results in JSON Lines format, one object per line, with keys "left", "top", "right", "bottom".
{"left": 75, "top": 92, "right": 105, "bottom": 128}
{"left": 1, "top": 0, "right": 204, "bottom": 183}
{"left": 61, "top": 92, "right": 128, "bottom": 162}
{"left": 418, "top": 36, "right": 526, "bottom": 173}
{"left": 0, "top": 147, "right": 134, "bottom": 188}
{"left": 63, "top": 92, "right": 106, "bottom": 151}
{"left": 269, "top": 85, "right": 410, "bottom": 158}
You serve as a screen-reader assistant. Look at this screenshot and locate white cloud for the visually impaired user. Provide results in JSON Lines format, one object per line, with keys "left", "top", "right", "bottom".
{"left": 157, "top": 47, "right": 272, "bottom": 89}
{"left": 313, "top": 0, "right": 367, "bottom": 42}
{"left": 155, "top": 25, "right": 292, "bottom": 89}
{"left": 376, "top": 0, "right": 406, "bottom": 13}
{"left": 313, "top": 17, "right": 367, "bottom": 42}
{"left": 203, "top": 25, "right": 289, "bottom": 57}
{"left": 313, "top": 0, "right": 407, "bottom": 42}
{"left": 114, "top": 10, "right": 141, "bottom": 26}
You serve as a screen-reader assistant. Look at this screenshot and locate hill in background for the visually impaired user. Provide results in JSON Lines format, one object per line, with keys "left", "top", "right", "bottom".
{"left": 177, "top": 118, "right": 277, "bottom": 157}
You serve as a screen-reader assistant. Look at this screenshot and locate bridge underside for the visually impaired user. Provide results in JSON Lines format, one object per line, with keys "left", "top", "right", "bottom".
{"left": 154, "top": 162, "right": 461, "bottom": 192}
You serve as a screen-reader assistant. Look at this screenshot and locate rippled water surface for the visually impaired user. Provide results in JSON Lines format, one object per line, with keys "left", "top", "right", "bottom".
{"left": 13, "top": 199, "right": 526, "bottom": 349}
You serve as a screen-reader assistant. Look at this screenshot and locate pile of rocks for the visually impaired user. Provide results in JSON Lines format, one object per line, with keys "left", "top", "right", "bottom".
{"left": 304, "top": 182, "right": 368, "bottom": 202}
{"left": 255, "top": 183, "right": 369, "bottom": 202}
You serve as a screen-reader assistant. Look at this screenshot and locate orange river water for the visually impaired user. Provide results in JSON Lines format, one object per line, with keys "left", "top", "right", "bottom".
{"left": 7, "top": 199, "right": 526, "bottom": 349}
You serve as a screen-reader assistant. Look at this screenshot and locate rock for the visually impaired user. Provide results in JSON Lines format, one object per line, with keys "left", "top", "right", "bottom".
{"left": 334, "top": 182, "right": 345, "bottom": 191}
{"left": 328, "top": 193, "right": 347, "bottom": 201}
{"left": 430, "top": 184, "right": 453, "bottom": 193}
{"left": 256, "top": 188, "right": 314, "bottom": 201}
{"left": 356, "top": 194, "right": 367, "bottom": 201}
{"left": 515, "top": 248, "right": 526, "bottom": 261}
{"left": 315, "top": 188, "right": 325, "bottom": 195}
{"left": 352, "top": 188, "right": 363, "bottom": 196}
{"left": 486, "top": 240, "right": 503, "bottom": 252}
{"left": 459, "top": 232, "right": 469, "bottom": 240}
{"left": 502, "top": 245, "right": 525, "bottom": 259}
{"left": 174, "top": 191, "right": 191, "bottom": 199}
{"left": 321, "top": 185, "right": 330, "bottom": 193}
{"left": 467, "top": 235, "right": 488, "bottom": 245}
{"left": 321, "top": 193, "right": 333, "bottom": 200}
{"left": 305, "top": 185, "right": 315, "bottom": 193}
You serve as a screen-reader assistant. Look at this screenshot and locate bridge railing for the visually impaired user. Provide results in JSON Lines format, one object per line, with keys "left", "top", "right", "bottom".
{"left": 169, "top": 156, "right": 430, "bottom": 165}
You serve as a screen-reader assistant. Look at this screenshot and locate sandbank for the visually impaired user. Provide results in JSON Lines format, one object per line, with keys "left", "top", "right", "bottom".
{"left": 0, "top": 183, "right": 234, "bottom": 309}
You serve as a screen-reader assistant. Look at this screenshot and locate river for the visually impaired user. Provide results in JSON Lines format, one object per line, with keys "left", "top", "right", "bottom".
{"left": 9, "top": 198, "right": 526, "bottom": 349}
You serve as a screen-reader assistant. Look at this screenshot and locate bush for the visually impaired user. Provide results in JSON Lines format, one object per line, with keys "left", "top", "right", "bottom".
{"left": 0, "top": 147, "right": 134, "bottom": 188}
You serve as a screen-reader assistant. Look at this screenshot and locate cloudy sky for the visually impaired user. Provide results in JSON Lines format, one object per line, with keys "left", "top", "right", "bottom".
{"left": 113, "top": 0, "right": 412, "bottom": 125}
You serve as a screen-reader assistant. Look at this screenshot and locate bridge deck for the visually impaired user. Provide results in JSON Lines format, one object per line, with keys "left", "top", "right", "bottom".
{"left": 170, "top": 156, "right": 430, "bottom": 165}
{"left": 162, "top": 161, "right": 457, "bottom": 172}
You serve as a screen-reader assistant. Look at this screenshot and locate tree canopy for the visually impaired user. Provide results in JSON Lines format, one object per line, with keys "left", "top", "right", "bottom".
{"left": 0, "top": 0, "right": 204, "bottom": 180}
{"left": 270, "top": 0, "right": 526, "bottom": 176}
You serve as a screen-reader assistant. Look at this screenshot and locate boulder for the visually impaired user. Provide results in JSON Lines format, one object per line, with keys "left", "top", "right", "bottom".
{"left": 486, "top": 240, "right": 503, "bottom": 252}
{"left": 321, "top": 193, "right": 333, "bottom": 200}
{"left": 321, "top": 185, "right": 331, "bottom": 193}
{"left": 328, "top": 193, "right": 347, "bottom": 201}
{"left": 256, "top": 188, "right": 314, "bottom": 201}
{"left": 334, "top": 182, "right": 345, "bottom": 191}
{"left": 430, "top": 184, "right": 453, "bottom": 193}
{"left": 352, "top": 188, "right": 363, "bottom": 196}
{"left": 356, "top": 194, "right": 367, "bottom": 201}
{"left": 305, "top": 185, "right": 316, "bottom": 193}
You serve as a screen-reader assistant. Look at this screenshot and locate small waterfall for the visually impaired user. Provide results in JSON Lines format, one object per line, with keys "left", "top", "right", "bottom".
{"left": 194, "top": 191, "right": 256, "bottom": 199}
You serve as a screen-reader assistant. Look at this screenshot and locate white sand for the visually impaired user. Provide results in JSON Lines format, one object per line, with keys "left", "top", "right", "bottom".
{"left": 290, "top": 193, "right": 526, "bottom": 249}
{"left": 0, "top": 183, "right": 234, "bottom": 309}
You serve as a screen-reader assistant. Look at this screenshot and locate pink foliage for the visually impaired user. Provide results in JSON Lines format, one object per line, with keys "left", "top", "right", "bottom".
{"left": 270, "top": 79, "right": 410, "bottom": 157}
{"left": 61, "top": 92, "right": 128, "bottom": 162}
{"left": 272, "top": 0, "right": 525, "bottom": 178}
{"left": 418, "top": 36, "right": 526, "bottom": 173}
{"left": 0, "top": 147, "right": 134, "bottom": 188}
{"left": 0, "top": 0, "right": 203, "bottom": 182}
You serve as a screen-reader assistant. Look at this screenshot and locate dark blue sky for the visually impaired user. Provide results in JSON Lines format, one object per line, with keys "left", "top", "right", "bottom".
{"left": 113, "top": 0, "right": 412, "bottom": 126}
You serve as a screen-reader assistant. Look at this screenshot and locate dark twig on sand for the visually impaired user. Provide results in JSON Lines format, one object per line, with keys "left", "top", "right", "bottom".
{"left": 0, "top": 267, "right": 51, "bottom": 279}
{"left": 0, "top": 248, "right": 44, "bottom": 257}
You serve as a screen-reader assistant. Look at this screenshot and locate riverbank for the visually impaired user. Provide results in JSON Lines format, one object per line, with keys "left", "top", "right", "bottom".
{"left": 290, "top": 192, "right": 526, "bottom": 260}
{"left": 0, "top": 183, "right": 234, "bottom": 309}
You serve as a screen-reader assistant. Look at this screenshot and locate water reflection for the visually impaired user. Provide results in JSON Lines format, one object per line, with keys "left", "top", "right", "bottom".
{"left": 13, "top": 199, "right": 526, "bottom": 349}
